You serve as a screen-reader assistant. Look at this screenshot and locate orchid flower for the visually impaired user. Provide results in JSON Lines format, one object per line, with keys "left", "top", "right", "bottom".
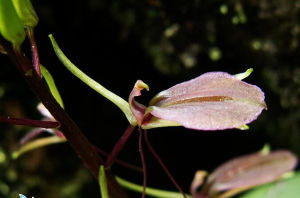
{"left": 130, "top": 70, "right": 266, "bottom": 130}
{"left": 50, "top": 35, "right": 267, "bottom": 198}
{"left": 190, "top": 148, "right": 298, "bottom": 198}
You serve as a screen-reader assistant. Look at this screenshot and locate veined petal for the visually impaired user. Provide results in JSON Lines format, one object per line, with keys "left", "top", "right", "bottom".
{"left": 143, "top": 72, "right": 266, "bottom": 130}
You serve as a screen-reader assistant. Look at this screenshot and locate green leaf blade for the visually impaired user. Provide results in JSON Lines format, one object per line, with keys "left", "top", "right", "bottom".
{"left": 41, "top": 65, "right": 64, "bottom": 109}
{"left": 0, "top": 0, "right": 25, "bottom": 46}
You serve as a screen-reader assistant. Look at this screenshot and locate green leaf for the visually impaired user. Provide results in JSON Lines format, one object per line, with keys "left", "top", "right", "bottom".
{"left": 238, "top": 172, "right": 300, "bottom": 198}
{"left": 48, "top": 34, "right": 137, "bottom": 125}
{"left": 99, "top": 166, "right": 109, "bottom": 198}
{"left": 40, "top": 65, "right": 64, "bottom": 109}
{"left": 11, "top": 0, "right": 38, "bottom": 28}
{"left": 0, "top": 0, "right": 25, "bottom": 47}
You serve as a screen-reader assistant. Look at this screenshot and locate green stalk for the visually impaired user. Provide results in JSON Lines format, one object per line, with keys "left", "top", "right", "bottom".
{"left": 116, "top": 177, "right": 192, "bottom": 198}
{"left": 49, "top": 34, "right": 136, "bottom": 125}
{"left": 99, "top": 166, "right": 110, "bottom": 198}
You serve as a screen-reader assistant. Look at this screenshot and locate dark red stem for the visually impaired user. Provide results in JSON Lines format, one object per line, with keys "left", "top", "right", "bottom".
{"left": 144, "top": 130, "right": 187, "bottom": 198}
{"left": 105, "top": 124, "right": 136, "bottom": 167}
{"left": 0, "top": 115, "right": 60, "bottom": 128}
{"left": 0, "top": 41, "right": 128, "bottom": 198}
{"left": 26, "top": 28, "right": 41, "bottom": 78}
{"left": 139, "top": 128, "right": 147, "bottom": 198}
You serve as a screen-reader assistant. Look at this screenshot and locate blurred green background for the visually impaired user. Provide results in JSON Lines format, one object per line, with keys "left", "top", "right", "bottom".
{"left": 1, "top": 0, "right": 300, "bottom": 197}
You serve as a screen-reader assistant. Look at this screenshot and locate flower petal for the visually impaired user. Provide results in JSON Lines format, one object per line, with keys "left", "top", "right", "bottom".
{"left": 143, "top": 72, "right": 266, "bottom": 130}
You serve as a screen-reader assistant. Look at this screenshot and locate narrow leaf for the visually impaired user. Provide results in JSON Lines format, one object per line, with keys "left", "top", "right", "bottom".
{"left": 99, "top": 165, "right": 110, "bottom": 198}
{"left": 40, "top": 65, "right": 64, "bottom": 109}
{"left": 143, "top": 72, "right": 266, "bottom": 130}
{"left": 49, "top": 34, "right": 136, "bottom": 125}
{"left": 12, "top": 136, "right": 66, "bottom": 159}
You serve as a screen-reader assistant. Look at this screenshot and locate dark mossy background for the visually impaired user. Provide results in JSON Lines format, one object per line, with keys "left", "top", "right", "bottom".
{"left": 1, "top": 0, "right": 300, "bottom": 197}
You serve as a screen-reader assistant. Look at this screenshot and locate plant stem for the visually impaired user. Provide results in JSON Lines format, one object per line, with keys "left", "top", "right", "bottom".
{"left": 1, "top": 42, "right": 128, "bottom": 198}
{"left": 94, "top": 145, "right": 143, "bottom": 172}
{"left": 105, "top": 124, "right": 136, "bottom": 167}
{"left": 144, "top": 130, "right": 188, "bottom": 198}
{"left": 26, "top": 27, "right": 41, "bottom": 78}
{"left": 139, "top": 128, "right": 147, "bottom": 198}
{"left": 0, "top": 116, "right": 59, "bottom": 128}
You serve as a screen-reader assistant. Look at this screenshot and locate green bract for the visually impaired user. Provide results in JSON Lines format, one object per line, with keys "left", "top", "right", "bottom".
{"left": 0, "top": 0, "right": 25, "bottom": 46}
{"left": 11, "top": 0, "right": 38, "bottom": 28}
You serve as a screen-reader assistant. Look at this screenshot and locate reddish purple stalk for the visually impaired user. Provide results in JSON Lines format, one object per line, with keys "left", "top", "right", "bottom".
{"left": 26, "top": 28, "right": 41, "bottom": 78}
{"left": 0, "top": 115, "right": 60, "bottom": 128}
{"left": 94, "top": 145, "right": 142, "bottom": 172}
{"left": 105, "top": 124, "right": 187, "bottom": 198}
{"left": 139, "top": 128, "right": 147, "bottom": 198}
{"left": 105, "top": 125, "right": 136, "bottom": 167}
{"left": 144, "top": 130, "right": 187, "bottom": 198}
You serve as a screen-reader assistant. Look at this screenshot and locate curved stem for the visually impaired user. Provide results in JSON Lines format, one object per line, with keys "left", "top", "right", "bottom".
{"left": 144, "top": 130, "right": 187, "bottom": 198}
{"left": 105, "top": 125, "right": 136, "bottom": 167}
{"left": 139, "top": 127, "right": 147, "bottom": 198}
